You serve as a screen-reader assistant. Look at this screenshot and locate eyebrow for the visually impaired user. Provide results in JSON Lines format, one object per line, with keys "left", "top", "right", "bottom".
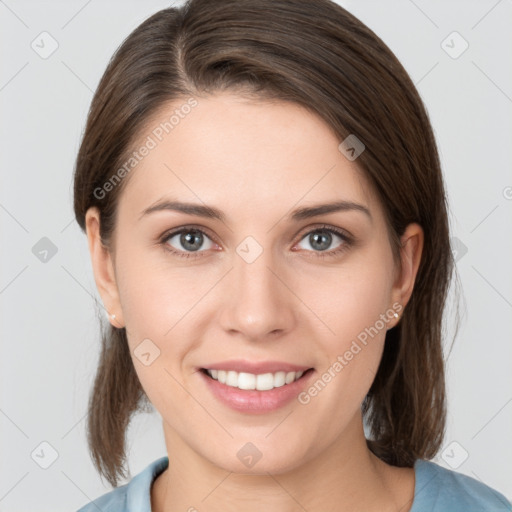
{"left": 139, "top": 198, "right": 372, "bottom": 223}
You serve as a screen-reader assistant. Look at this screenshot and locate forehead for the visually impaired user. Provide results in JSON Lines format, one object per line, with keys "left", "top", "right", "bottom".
{"left": 116, "top": 93, "right": 380, "bottom": 225}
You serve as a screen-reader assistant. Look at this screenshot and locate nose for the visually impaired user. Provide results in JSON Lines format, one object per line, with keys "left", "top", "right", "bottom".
{"left": 218, "top": 243, "right": 296, "bottom": 342}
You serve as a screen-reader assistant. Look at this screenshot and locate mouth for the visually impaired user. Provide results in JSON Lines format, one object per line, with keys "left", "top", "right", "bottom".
{"left": 198, "top": 365, "right": 315, "bottom": 413}
{"left": 196, "top": 359, "right": 316, "bottom": 413}
{"left": 200, "top": 368, "right": 314, "bottom": 391}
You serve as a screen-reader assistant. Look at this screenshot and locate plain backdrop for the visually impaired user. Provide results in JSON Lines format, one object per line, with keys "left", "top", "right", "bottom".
{"left": 1, "top": 0, "right": 511, "bottom": 510}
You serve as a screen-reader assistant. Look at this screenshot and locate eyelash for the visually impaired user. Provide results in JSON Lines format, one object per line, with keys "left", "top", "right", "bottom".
{"left": 158, "top": 224, "right": 353, "bottom": 260}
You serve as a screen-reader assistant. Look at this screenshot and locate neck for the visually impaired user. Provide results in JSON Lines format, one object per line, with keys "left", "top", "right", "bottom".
{"left": 151, "top": 414, "right": 415, "bottom": 512}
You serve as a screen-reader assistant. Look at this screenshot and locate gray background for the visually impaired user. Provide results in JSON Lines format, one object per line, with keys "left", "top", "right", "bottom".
{"left": 1, "top": 0, "right": 511, "bottom": 510}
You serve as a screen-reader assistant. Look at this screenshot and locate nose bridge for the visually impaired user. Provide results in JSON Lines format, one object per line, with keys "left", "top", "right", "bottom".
{"left": 219, "top": 235, "right": 294, "bottom": 339}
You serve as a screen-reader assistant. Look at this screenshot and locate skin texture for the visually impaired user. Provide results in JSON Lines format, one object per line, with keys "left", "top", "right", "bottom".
{"left": 86, "top": 93, "right": 423, "bottom": 512}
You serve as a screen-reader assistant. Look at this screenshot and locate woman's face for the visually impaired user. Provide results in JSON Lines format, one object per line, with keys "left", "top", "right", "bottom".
{"left": 87, "top": 92, "right": 422, "bottom": 474}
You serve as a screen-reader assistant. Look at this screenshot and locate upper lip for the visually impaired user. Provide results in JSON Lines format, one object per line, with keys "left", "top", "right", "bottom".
{"left": 199, "top": 360, "right": 313, "bottom": 374}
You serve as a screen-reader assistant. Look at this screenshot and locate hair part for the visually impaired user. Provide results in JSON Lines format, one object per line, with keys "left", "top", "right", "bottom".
{"left": 74, "top": 0, "right": 459, "bottom": 487}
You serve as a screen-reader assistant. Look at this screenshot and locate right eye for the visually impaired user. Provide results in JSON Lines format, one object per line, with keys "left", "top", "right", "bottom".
{"left": 160, "top": 227, "right": 217, "bottom": 259}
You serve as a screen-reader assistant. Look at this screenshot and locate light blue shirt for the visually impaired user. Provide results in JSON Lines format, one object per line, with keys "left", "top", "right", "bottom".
{"left": 76, "top": 456, "right": 511, "bottom": 511}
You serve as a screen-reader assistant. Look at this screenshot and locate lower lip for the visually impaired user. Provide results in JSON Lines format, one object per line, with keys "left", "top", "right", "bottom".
{"left": 199, "top": 369, "right": 315, "bottom": 413}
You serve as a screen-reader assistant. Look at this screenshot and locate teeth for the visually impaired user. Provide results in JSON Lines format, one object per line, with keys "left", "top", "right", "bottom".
{"left": 206, "top": 369, "right": 306, "bottom": 390}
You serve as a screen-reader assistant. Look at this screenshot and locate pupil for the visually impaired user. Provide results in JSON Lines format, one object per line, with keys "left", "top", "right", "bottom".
{"left": 181, "top": 230, "right": 202, "bottom": 251}
{"left": 311, "top": 231, "right": 331, "bottom": 251}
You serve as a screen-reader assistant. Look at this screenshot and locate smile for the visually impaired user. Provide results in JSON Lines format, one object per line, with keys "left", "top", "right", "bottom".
{"left": 203, "top": 369, "right": 305, "bottom": 391}
{"left": 198, "top": 361, "right": 315, "bottom": 413}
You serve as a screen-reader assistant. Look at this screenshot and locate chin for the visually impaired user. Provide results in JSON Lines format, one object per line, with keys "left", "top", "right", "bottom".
{"left": 206, "top": 440, "right": 311, "bottom": 476}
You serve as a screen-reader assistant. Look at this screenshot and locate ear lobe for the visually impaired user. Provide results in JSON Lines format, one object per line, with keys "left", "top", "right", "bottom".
{"left": 85, "top": 207, "right": 124, "bottom": 328}
{"left": 391, "top": 223, "right": 424, "bottom": 312}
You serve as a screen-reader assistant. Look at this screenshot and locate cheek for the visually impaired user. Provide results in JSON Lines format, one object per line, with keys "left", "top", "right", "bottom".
{"left": 114, "top": 250, "right": 201, "bottom": 413}
{"left": 307, "top": 253, "right": 394, "bottom": 348}
{"left": 115, "top": 242, "right": 206, "bottom": 339}
{"left": 114, "top": 245, "right": 216, "bottom": 405}
{"left": 299, "top": 247, "right": 395, "bottom": 405}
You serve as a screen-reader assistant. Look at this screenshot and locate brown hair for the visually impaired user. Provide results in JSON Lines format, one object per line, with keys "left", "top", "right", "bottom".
{"left": 73, "top": 0, "right": 459, "bottom": 487}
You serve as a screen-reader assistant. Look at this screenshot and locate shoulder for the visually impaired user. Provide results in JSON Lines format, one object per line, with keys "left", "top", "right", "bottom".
{"left": 76, "top": 456, "right": 169, "bottom": 512}
{"left": 412, "top": 459, "right": 511, "bottom": 512}
{"left": 77, "top": 484, "right": 130, "bottom": 512}
{"left": 76, "top": 484, "right": 128, "bottom": 512}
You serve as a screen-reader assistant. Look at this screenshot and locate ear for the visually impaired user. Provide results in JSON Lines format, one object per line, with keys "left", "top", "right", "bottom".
{"left": 85, "top": 207, "right": 124, "bottom": 328}
{"left": 390, "top": 222, "right": 424, "bottom": 325}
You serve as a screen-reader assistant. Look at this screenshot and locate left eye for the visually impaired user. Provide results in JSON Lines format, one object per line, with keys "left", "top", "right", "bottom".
{"left": 295, "top": 227, "right": 349, "bottom": 253}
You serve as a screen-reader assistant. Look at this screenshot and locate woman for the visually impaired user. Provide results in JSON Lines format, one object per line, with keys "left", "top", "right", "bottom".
{"left": 73, "top": 0, "right": 511, "bottom": 510}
